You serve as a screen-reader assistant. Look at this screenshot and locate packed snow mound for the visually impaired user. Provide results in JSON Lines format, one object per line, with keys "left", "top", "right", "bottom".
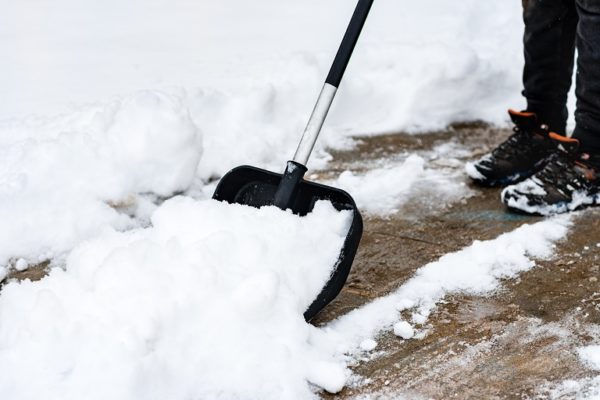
{"left": 0, "top": 197, "right": 352, "bottom": 400}
{"left": 0, "top": 90, "right": 202, "bottom": 273}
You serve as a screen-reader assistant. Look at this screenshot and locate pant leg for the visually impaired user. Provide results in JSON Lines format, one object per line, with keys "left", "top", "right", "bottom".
{"left": 572, "top": 0, "right": 600, "bottom": 152}
{"left": 522, "top": 0, "right": 578, "bottom": 135}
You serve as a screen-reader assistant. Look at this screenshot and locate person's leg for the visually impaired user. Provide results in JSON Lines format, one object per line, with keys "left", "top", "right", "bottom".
{"left": 500, "top": 1, "right": 600, "bottom": 215}
{"left": 465, "top": 0, "right": 579, "bottom": 187}
{"left": 572, "top": 0, "right": 600, "bottom": 152}
{"left": 522, "top": 0, "right": 578, "bottom": 135}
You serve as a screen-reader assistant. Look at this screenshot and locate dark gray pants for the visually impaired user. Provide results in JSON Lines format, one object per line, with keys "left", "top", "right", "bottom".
{"left": 523, "top": 0, "right": 600, "bottom": 151}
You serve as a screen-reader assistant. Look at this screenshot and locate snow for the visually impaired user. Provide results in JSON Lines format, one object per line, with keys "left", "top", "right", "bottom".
{"left": 0, "top": 198, "right": 352, "bottom": 399}
{"left": 0, "top": 0, "right": 578, "bottom": 397}
{"left": 330, "top": 154, "right": 470, "bottom": 215}
{"left": 360, "top": 339, "right": 378, "bottom": 352}
{"left": 333, "top": 155, "right": 426, "bottom": 215}
{"left": 579, "top": 346, "right": 600, "bottom": 371}
{"left": 322, "top": 216, "right": 571, "bottom": 355}
{"left": 0, "top": 200, "right": 571, "bottom": 398}
{"left": 393, "top": 321, "right": 415, "bottom": 340}
{"left": 332, "top": 155, "right": 430, "bottom": 215}
{"left": 2, "top": 0, "right": 525, "bottom": 129}
{"left": 464, "top": 159, "right": 488, "bottom": 181}
{"left": 0, "top": 0, "right": 524, "bottom": 269}
{"left": 14, "top": 259, "right": 28, "bottom": 272}
{"left": 544, "top": 378, "right": 600, "bottom": 400}
{"left": 0, "top": 91, "right": 202, "bottom": 269}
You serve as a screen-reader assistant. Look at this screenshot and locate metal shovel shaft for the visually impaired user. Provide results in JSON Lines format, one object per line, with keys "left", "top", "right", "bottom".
{"left": 292, "top": 0, "right": 374, "bottom": 166}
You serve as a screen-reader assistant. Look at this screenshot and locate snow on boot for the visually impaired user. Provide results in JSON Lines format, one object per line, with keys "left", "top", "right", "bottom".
{"left": 501, "top": 133, "right": 600, "bottom": 215}
{"left": 465, "top": 109, "right": 555, "bottom": 187}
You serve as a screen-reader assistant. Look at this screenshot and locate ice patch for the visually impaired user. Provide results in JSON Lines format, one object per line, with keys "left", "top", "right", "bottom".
{"left": 0, "top": 198, "right": 352, "bottom": 399}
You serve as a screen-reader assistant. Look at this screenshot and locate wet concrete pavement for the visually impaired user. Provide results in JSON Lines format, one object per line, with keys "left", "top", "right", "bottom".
{"left": 313, "top": 124, "right": 600, "bottom": 399}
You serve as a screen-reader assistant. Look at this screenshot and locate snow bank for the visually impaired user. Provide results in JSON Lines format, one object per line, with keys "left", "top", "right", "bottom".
{"left": 0, "top": 197, "right": 352, "bottom": 399}
{"left": 322, "top": 216, "right": 571, "bottom": 354}
{"left": 0, "top": 91, "right": 202, "bottom": 276}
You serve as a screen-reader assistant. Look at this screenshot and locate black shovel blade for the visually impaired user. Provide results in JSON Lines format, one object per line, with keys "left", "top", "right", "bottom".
{"left": 213, "top": 165, "right": 363, "bottom": 321}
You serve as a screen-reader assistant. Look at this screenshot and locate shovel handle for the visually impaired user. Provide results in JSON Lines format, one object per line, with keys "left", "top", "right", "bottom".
{"left": 326, "top": 0, "right": 374, "bottom": 89}
{"left": 292, "top": 0, "right": 374, "bottom": 166}
{"left": 277, "top": 0, "right": 373, "bottom": 210}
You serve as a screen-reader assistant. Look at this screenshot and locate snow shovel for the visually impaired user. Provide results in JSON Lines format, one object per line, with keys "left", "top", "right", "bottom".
{"left": 213, "top": 0, "right": 373, "bottom": 321}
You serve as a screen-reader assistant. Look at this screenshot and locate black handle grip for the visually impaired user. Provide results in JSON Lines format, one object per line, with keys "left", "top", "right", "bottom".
{"left": 325, "top": 0, "right": 374, "bottom": 88}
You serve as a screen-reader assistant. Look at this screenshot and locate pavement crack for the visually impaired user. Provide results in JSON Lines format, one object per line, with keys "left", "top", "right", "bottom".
{"left": 370, "top": 230, "right": 446, "bottom": 247}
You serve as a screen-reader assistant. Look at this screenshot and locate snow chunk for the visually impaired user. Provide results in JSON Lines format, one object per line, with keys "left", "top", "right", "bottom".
{"left": 0, "top": 198, "right": 352, "bottom": 399}
{"left": 306, "top": 361, "right": 349, "bottom": 394}
{"left": 359, "top": 339, "right": 378, "bottom": 352}
{"left": 14, "top": 258, "right": 28, "bottom": 272}
{"left": 393, "top": 321, "right": 415, "bottom": 340}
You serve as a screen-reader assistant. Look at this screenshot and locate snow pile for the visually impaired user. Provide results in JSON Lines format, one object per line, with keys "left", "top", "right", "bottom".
{"left": 322, "top": 216, "right": 571, "bottom": 354}
{"left": 0, "top": 197, "right": 571, "bottom": 398}
{"left": 0, "top": 91, "right": 202, "bottom": 278}
{"left": 0, "top": 197, "right": 352, "bottom": 399}
{"left": 331, "top": 154, "right": 468, "bottom": 215}
{"left": 332, "top": 155, "right": 426, "bottom": 215}
{"left": 182, "top": 82, "right": 336, "bottom": 182}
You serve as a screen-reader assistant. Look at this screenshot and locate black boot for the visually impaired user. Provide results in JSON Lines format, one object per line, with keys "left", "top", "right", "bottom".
{"left": 466, "top": 109, "right": 556, "bottom": 187}
{"left": 502, "top": 133, "right": 600, "bottom": 215}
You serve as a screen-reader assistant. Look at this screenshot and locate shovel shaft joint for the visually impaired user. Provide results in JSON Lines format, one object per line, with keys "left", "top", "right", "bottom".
{"left": 292, "top": 83, "right": 337, "bottom": 166}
